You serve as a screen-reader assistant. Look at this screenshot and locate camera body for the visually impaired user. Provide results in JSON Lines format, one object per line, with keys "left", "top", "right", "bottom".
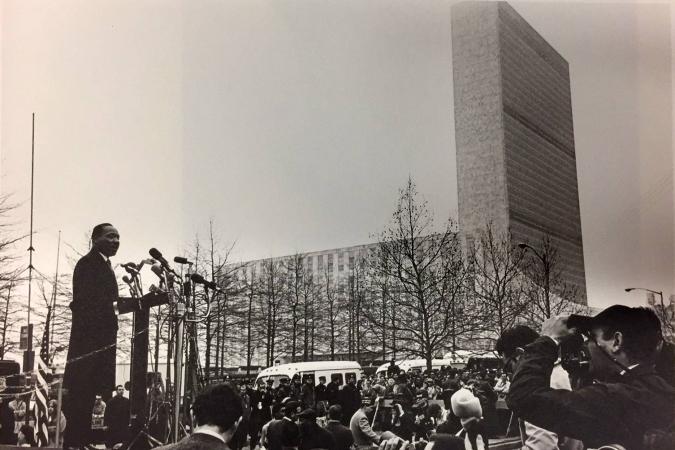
{"left": 560, "top": 315, "right": 593, "bottom": 380}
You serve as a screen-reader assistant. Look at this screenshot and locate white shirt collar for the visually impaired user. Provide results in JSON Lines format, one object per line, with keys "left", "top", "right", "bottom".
{"left": 98, "top": 252, "right": 109, "bottom": 262}
{"left": 193, "top": 427, "right": 226, "bottom": 443}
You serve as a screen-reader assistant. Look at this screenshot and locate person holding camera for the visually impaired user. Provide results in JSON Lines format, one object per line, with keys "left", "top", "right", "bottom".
{"left": 507, "top": 305, "right": 674, "bottom": 450}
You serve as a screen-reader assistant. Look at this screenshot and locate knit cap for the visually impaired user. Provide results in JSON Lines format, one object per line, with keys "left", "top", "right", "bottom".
{"left": 450, "top": 388, "right": 483, "bottom": 426}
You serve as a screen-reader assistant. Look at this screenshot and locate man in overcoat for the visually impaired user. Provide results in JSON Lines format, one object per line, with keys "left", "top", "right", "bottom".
{"left": 63, "top": 223, "right": 120, "bottom": 448}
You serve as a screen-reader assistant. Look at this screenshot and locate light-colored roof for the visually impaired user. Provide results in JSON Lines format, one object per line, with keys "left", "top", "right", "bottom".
{"left": 257, "top": 361, "right": 362, "bottom": 378}
{"left": 375, "top": 359, "right": 454, "bottom": 373}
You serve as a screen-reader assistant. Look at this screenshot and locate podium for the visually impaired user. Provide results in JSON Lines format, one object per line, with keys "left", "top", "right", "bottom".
{"left": 116, "top": 292, "right": 169, "bottom": 449}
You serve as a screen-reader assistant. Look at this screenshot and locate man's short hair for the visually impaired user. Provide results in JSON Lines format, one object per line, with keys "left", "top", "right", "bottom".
{"left": 116, "top": 385, "right": 124, "bottom": 390}
{"left": 191, "top": 383, "right": 242, "bottom": 431}
{"left": 495, "top": 325, "right": 539, "bottom": 357}
{"left": 92, "top": 223, "right": 113, "bottom": 241}
{"left": 328, "top": 404, "right": 342, "bottom": 420}
{"left": 592, "top": 305, "right": 661, "bottom": 361}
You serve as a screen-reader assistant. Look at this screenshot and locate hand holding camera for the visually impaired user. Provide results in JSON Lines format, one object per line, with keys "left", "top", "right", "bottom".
{"left": 541, "top": 315, "right": 577, "bottom": 344}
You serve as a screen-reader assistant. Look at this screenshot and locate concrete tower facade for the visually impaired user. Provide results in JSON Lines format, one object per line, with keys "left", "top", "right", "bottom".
{"left": 452, "top": 2, "right": 587, "bottom": 303}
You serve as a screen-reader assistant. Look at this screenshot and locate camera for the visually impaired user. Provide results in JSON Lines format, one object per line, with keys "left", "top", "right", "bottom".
{"left": 560, "top": 314, "right": 593, "bottom": 378}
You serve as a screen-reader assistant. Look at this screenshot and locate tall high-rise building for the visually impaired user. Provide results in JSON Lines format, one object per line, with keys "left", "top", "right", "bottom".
{"left": 452, "top": 2, "right": 587, "bottom": 303}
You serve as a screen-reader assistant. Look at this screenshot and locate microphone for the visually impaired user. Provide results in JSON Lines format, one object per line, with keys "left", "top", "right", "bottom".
{"left": 122, "top": 275, "right": 138, "bottom": 296}
{"left": 121, "top": 262, "right": 140, "bottom": 274}
{"left": 190, "top": 273, "right": 223, "bottom": 293}
{"left": 174, "top": 256, "right": 193, "bottom": 265}
{"left": 151, "top": 263, "right": 165, "bottom": 279}
{"left": 151, "top": 262, "right": 174, "bottom": 286}
{"left": 136, "top": 258, "right": 156, "bottom": 271}
{"left": 149, "top": 248, "right": 179, "bottom": 277}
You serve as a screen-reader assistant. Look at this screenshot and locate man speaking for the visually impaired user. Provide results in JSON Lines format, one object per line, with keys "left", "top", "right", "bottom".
{"left": 63, "top": 223, "right": 121, "bottom": 448}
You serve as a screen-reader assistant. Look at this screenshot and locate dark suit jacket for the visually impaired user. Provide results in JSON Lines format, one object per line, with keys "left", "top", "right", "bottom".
{"left": 156, "top": 432, "right": 230, "bottom": 450}
{"left": 267, "top": 417, "right": 300, "bottom": 450}
{"left": 508, "top": 336, "right": 675, "bottom": 450}
{"left": 63, "top": 249, "right": 119, "bottom": 392}
{"left": 62, "top": 249, "right": 120, "bottom": 447}
{"left": 325, "top": 420, "right": 353, "bottom": 450}
{"left": 299, "top": 421, "right": 335, "bottom": 450}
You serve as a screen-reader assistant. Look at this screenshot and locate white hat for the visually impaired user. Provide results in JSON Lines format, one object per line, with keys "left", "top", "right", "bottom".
{"left": 451, "top": 388, "right": 483, "bottom": 426}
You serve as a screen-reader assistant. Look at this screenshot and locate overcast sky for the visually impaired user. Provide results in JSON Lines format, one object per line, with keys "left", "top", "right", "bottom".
{"left": 1, "top": 0, "right": 672, "bottom": 310}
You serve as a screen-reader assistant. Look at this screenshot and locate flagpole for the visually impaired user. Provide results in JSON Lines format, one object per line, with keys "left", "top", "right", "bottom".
{"left": 48, "top": 231, "right": 61, "bottom": 363}
{"left": 25, "top": 112, "right": 36, "bottom": 372}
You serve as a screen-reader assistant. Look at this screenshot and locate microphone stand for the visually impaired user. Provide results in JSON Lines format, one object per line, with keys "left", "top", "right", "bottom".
{"left": 162, "top": 268, "right": 186, "bottom": 444}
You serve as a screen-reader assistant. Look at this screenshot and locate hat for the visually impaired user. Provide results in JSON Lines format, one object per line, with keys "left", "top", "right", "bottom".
{"left": 451, "top": 388, "right": 482, "bottom": 426}
{"left": 283, "top": 399, "right": 300, "bottom": 412}
{"left": 297, "top": 408, "right": 317, "bottom": 421}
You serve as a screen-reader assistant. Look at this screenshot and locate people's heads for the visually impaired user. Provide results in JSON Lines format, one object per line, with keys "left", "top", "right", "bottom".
{"left": 387, "top": 377, "right": 395, "bottom": 386}
{"left": 304, "top": 377, "right": 313, "bottom": 385}
{"left": 95, "top": 395, "right": 103, "bottom": 404}
{"left": 392, "top": 403, "right": 404, "bottom": 417}
{"left": 586, "top": 306, "right": 662, "bottom": 376}
{"left": 116, "top": 385, "right": 125, "bottom": 397}
{"left": 450, "top": 388, "right": 483, "bottom": 428}
{"left": 91, "top": 223, "right": 119, "bottom": 257}
{"left": 328, "top": 404, "right": 343, "bottom": 421}
{"left": 318, "top": 376, "right": 326, "bottom": 384}
{"left": 427, "top": 403, "right": 443, "bottom": 420}
{"left": 48, "top": 399, "right": 57, "bottom": 415}
{"left": 283, "top": 400, "right": 300, "bottom": 419}
{"left": 495, "top": 325, "right": 539, "bottom": 374}
{"left": 191, "top": 383, "right": 243, "bottom": 440}
{"left": 297, "top": 408, "right": 317, "bottom": 423}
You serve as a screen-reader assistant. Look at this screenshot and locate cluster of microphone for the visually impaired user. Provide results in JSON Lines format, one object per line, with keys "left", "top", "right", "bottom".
{"left": 120, "top": 247, "right": 222, "bottom": 295}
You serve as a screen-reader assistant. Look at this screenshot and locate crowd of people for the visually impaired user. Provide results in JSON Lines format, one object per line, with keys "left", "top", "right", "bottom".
{"left": 163, "top": 305, "right": 674, "bottom": 450}
{"left": 225, "top": 362, "right": 508, "bottom": 450}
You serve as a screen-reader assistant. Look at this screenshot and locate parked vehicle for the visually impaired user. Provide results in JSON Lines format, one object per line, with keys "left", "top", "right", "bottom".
{"left": 255, "top": 361, "right": 363, "bottom": 387}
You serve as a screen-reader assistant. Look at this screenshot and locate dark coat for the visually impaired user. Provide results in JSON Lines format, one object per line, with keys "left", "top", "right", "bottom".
{"left": 299, "top": 420, "right": 335, "bottom": 450}
{"left": 315, "top": 383, "right": 328, "bottom": 403}
{"left": 508, "top": 336, "right": 675, "bottom": 450}
{"left": 390, "top": 413, "right": 415, "bottom": 441}
{"left": 0, "top": 401, "right": 15, "bottom": 444}
{"left": 325, "top": 382, "right": 340, "bottom": 405}
{"left": 156, "top": 432, "right": 230, "bottom": 450}
{"left": 104, "top": 394, "right": 130, "bottom": 446}
{"left": 266, "top": 417, "right": 300, "bottom": 450}
{"left": 325, "top": 419, "right": 354, "bottom": 450}
{"left": 63, "top": 249, "right": 119, "bottom": 446}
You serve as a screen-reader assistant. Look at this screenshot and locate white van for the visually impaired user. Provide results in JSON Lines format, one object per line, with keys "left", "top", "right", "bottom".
{"left": 375, "top": 359, "right": 456, "bottom": 377}
{"left": 255, "top": 361, "right": 363, "bottom": 388}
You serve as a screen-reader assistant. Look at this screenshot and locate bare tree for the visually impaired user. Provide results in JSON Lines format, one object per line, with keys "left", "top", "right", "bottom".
{"left": 365, "top": 178, "right": 471, "bottom": 371}
{"left": 520, "top": 234, "right": 587, "bottom": 324}
{"left": 258, "top": 258, "right": 286, "bottom": 366}
{"left": 466, "top": 223, "right": 529, "bottom": 344}
{"left": 319, "top": 265, "right": 343, "bottom": 359}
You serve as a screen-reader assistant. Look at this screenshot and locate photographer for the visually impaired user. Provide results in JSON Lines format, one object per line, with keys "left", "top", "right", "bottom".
{"left": 507, "top": 306, "right": 674, "bottom": 450}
